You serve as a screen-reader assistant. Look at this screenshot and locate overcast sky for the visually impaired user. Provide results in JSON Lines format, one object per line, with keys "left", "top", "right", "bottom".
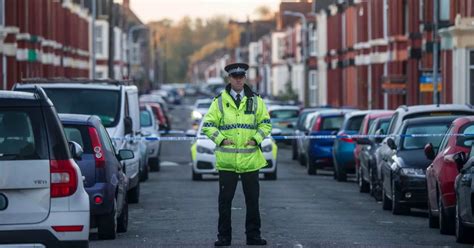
{"left": 122, "top": 0, "right": 282, "bottom": 23}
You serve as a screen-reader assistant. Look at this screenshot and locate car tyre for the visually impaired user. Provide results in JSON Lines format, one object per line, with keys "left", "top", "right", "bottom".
{"left": 149, "top": 157, "right": 161, "bottom": 172}
{"left": 455, "top": 199, "right": 474, "bottom": 243}
{"left": 335, "top": 162, "right": 347, "bottom": 182}
{"left": 299, "top": 153, "right": 306, "bottom": 166}
{"left": 117, "top": 197, "right": 128, "bottom": 233}
{"left": 428, "top": 200, "right": 440, "bottom": 228}
{"left": 264, "top": 168, "right": 277, "bottom": 180}
{"left": 192, "top": 170, "right": 203, "bottom": 181}
{"left": 391, "top": 180, "right": 409, "bottom": 215}
{"left": 382, "top": 180, "right": 392, "bottom": 210}
{"left": 140, "top": 162, "right": 149, "bottom": 182}
{"left": 98, "top": 199, "right": 117, "bottom": 240}
{"left": 128, "top": 182, "right": 140, "bottom": 204}
{"left": 439, "top": 195, "right": 455, "bottom": 235}
{"left": 358, "top": 167, "right": 370, "bottom": 193}
{"left": 292, "top": 141, "right": 298, "bottom": 160}
{"left": 306, "top": 155, "right": 317, "bottom": 175}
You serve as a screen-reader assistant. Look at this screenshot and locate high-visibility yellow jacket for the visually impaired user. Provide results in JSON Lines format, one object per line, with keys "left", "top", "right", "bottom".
{"left": 202, "top": 84, "right": 272, "bottom": 173}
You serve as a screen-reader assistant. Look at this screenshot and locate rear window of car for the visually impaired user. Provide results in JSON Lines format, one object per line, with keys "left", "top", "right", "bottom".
{"left": 270, "top": 109, "right": 299, "bottom": 119}
{"left": 320, "top": 116, "right": 343, "bottom": 131}
{"left": 140, "top": 110, "right": 153, "bottom": 127}
{"left": 346, "top": 115, "right": 365, "bottom": 131}
{"left": 402, "top": 123, "right": 451, "bottom": 150}
{"left": 42, "top": 88, "right": 121, "bottom": 128}
{"left": 63, "top": 125, "right": 93, "bottom": 154}
{"left": 0, "top": 108, "right": 48, "bottom": 160}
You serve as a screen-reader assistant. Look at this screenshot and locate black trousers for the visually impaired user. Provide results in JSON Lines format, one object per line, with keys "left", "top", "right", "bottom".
{"left": 217, "top": 170, "right": 261, "bottom": 240}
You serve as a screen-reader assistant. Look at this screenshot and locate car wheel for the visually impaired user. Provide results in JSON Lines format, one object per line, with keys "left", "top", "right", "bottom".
{"left": 192, "top": 170, "right": 202, "bottom": 181}
{"left": 98, "top": 199, "right": 117, "bottom": 240}
{"left": 292, "top": 141, "right": 298, "bottom": 160}
{"left": 264, "top": 169, "right": 277, "bottom": 180}
{"left": 439, "top": 195, "right": 455, "bottom": 235}
{"left": 358, "top": 167, "right": 370, "bottom": 193}
{"left": 127, "top": 182, "right": 140, "bottom": 204}
{"left": 299, "top": 153, "right": 306, "bottom": 166}
{"left": 117, "top": 197, "right": 128, "bottom": 233}
{"left": 391, "top": 180, "right": 409, "bottom": 215}
{"left": 428, "top": 200, "right": 440, "bottom": 228}
{"left": 335, "top": 162, "right": 347, "bottom": 182}
{"left": 382, "top": 179, "right": 392, "bottom": 210}
{"left": 149, "top": 157, "right": 161, "bottom": 172}
{"left": 369, "top": 166, "right": 377, "bottom": 198}
{"left": 306, "top": 155, "right": 317, "bottom": 175}
{"left": 455, "top": 199, "right": 474, "bottom": 243}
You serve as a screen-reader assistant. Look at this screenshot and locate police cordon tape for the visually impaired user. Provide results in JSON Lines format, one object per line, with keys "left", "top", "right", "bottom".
{"left": 112, "top": 132, "right": 474, "bottom": 142}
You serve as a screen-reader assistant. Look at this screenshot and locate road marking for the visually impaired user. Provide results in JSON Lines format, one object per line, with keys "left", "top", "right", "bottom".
{"left": 161, "top": 161, "right": 180, "bottom": 167}
{"left": 294, "top": 243, "right": 303, "bottom": 248}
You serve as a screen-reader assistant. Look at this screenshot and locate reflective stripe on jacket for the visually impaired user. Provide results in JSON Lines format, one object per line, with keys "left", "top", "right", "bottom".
{"left": 202, "top": 85, "right": 272, "bottom": 173}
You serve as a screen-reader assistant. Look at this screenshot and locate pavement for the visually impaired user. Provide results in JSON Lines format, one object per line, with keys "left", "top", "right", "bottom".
{"left": 90, "top": 97, "right": 470, "bottom": 248}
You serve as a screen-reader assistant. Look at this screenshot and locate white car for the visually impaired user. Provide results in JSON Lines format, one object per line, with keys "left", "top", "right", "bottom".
{"left": 189, "top": 122, "right": 278, "bottom": 180}
{"left": 140, "top": 104, "right": 162, "bottom": 172}
{"left": 191, "top": 98, "right": 213, "bottom": 124}
{"left": 0, "top": 90, "right": 89, "bottom": 247}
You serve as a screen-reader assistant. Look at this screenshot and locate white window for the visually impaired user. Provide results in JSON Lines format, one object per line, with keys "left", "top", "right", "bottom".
{"left": 95, "top": 24, "right": 104, "bottom": 55}
{"left": 469, "top": 50, "right": 474, "bottom": 104}
{"left": 309, "top": 70, "right": 318, "bottom": 107}
{"left": 309, "top": 23, "right": 317, "bottom": 57}
{"left": 439, "top": 0, "right": 450, "bottom": 21}
{"left": 383, "top": 0, "right": 388, "bottom": 38}
{"left": 0, "top": 0, "right": 4, "bottom": 26}
{"left": 278, "top": 37, "right": 285, "bottom": 60}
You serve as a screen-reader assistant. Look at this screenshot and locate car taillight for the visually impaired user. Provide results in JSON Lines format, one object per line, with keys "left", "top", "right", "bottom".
{"left": 88, "top": 127, "right": 106, "bottom": 168}
{"left": 52, "top": 225, "right": 84, "bottom": 232}
{"left": 339, "top": 133, "right": 355, "bottom": 143}
{"left": 50, "top": 159, "right": 78, "bottom": 198}
{"left": 313, "top": 117, "right": 322, "bottom": 131}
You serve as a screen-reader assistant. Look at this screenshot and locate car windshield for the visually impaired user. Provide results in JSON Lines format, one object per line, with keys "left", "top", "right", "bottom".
{"left": 402, "top": 123, "right": 450, "bottom": 150}
{"left": 0, "top": 108, "right": 48, "bottom": 160}
{"left": 321, "top": 116, "right": 343, "bottom": 131}
{"left": 270, "top": 109, "right": 299, "bottom": 119}
{"left": 197, "top": 103, "right": 211, "bottom": 109}
{"left": 63, "top": 125, "right": 93, "bottom": 153}
{"left": 43, "top": 89, "right": 120, "bottom": 127}
{"left": 140, "top": 110, "right": 153, "bottom": 127}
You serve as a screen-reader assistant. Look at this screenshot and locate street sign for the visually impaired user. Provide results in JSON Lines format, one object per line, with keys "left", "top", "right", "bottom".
{"left": 420, "top": 83, "right": 442, "bottom": 92}
{"left": 419, "top": 73, "right": 442, "bottom": 92}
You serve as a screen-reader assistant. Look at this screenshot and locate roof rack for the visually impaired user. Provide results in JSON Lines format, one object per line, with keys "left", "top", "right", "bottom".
{"left": 19, "top": 77, "right": 134, "bottom": 86}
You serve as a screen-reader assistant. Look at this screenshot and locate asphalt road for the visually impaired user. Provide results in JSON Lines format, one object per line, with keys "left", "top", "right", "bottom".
{"left": 90, "top": 97, "right": 470, "bottom": 248}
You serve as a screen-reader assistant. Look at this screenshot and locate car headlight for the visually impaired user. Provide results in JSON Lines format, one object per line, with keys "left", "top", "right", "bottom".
{"left": 197, "top": 145, "right": 214, "bottom": 154}
{"left": 400, "top": 168, "right": 425, "bottom": 177}
{"left": 192, "top": 111, "right": 203, "bottom": 120}
{"left": 261, "top": 144, "right": 272, "bottom": 152}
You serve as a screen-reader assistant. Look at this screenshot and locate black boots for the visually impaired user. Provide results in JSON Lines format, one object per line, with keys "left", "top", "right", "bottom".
{"left": 246, "top": 237, "right": 267, "bottom": 246}
{"left": 214, "top": 237, "right": 231, "bottom": 246}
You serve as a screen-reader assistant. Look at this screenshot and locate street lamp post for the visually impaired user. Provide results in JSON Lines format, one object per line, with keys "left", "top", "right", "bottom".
{"left": 91, "top": 0, "right": 96, "bottom": 79}
{"left": 283, "top": 11, "right": 309, "bottom": 107}
{"left": 432, "top": 0, "right": 440, "bottom": 105}
{"left": 127, "top": 25, "right": 147, "bottom": 80}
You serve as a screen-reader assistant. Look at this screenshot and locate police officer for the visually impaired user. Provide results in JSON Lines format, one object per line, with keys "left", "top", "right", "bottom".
{"left": 202, "top": 63, "right": 272, "bottom": 246}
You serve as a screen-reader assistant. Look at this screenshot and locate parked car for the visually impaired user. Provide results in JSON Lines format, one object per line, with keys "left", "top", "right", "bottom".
{"left": 268, "top": 105, "right": 300, "bottom": 144}
{"left": 188, "top": 121, "right": 278, "bottom": 180}
{"left": 140, "top": 105, "right": 161, "bottom": 172}
{"left": 191, "top": 98, "right": 212, "bottom": 127}
{"left": 140, "top": 94, "right": 172, "bottom": 131}
{"left": 15, "top": 79, "right": 143, "bottom": 204}
{"left": 292, "top": 108, "right": 333, "bottom": 161}
{"left": 380, "top": 116, "right": 457, "bottom": 215}
{"left": 146, "top": 102, "right": 171, "bottom": 132}
{"left": 0, "top": 89, "right": 90, "bottom": 247}
{"left": 333, "top": 110, "right": 375, "bottom": 181}
{"left": 425, "top": 116, "right": 474, "bottom": 233}
{"left": 453, "top": 151, "right": 474, "bottom": 243}
{"left": 302, "top": 110, "right": 346, "bottom": 175}
{"left": 355, "top": 112, "right": 394, "bottom": 194}
{"left": 60, "top": 114, "right": 133, "bottom": 240}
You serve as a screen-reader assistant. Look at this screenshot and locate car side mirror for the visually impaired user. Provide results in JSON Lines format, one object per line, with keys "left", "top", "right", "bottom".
{"left": 374, "top": 129, "right": 384, "bottom": 143}
{"left": 118, "top": 149, "right": 134, "bottom": 161}
{"left": 68, "top": 141, "right": 83, "bottom": 161}
{"left": 424, "top": 143, "right": 436, "bottom": 160}
{"left": 287, "top": 123, "right": 294, "bottom": 129}
{"left": 356, "top": 137, "right": 372, "bottom": 145}
{"left": 124, "top": 116, "right": 133, "bottom": 135}
{"left": 387, "top": 138, "right": 397, "bottom": 150}
{"left": 453, "top": 151, "right": 468, "bottom": 171}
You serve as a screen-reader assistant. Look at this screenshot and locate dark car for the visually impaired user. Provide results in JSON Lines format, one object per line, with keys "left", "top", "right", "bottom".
{"left": 425, "top": 116, "right": 474, "bottom": 234}
{"left": 60, "top": 114, "right": 134, "bottom": 240}
{"left": 453, "top": 152, "right": 474, "bottom": 243}
{"left": 380, "top": 116, "right": 457, "bottom": 215}
{"left": 356, "top": 113, "right": 393, "bottom": 196}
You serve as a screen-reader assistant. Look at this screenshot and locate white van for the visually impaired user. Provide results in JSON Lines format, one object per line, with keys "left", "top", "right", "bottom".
{"left": 15, "top": 80, "right": 143, "bottom": 203}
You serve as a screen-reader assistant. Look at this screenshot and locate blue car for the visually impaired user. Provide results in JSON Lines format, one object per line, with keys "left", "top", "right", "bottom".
{"left": 303, "top": 110, "right": 346, "bottom": 175}
{"left": 333, "top": 111, "right": 374, "bottom": 181}
{"left": 60, "top": 114, "right": 134, "bottom": 240}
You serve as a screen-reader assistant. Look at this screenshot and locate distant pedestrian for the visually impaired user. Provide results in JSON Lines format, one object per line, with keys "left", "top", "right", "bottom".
{"left": 202, "top": 62, "right": 271, "bottom": 246}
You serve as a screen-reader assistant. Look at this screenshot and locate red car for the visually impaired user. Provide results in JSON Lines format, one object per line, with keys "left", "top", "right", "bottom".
{"left": 425, "top": 116, "right": 474, "bottom": 234}
{"left": 145, "top": 103, "right": 171, "bottom": 131}
{"left": 354, "top": 111, "right": 393, "bottom": 191}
